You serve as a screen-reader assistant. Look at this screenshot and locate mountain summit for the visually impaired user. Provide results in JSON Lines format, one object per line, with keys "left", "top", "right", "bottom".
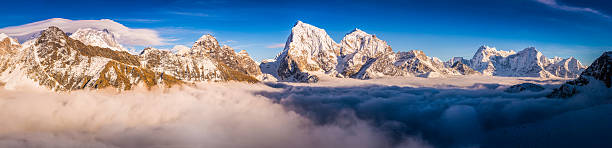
{"left": 0, "top": 26, "right": 261, "bottom": 91}
{"left": 264, "top": 21, "right": 589, "bottom": 82}
{"left": 69, "top": 28, "right": 128, "bottom": 52}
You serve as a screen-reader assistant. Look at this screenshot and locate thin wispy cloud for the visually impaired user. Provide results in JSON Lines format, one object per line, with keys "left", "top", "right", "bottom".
{"left": 0, "top": 18, "right": 167, "bottom": 46}
{"left": 535, "top": 0, "right": 610, "bottom": 18}
{"left": 222, "top": 40, "right": 237, "bottom": 44}
{"left": 266, "top": 43, "right": 285, "bottom": 49}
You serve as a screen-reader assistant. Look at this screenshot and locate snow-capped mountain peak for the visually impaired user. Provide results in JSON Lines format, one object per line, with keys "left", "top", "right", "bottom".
{"left": 69, "top": 28, "right": 128, "bottom": 52}
{"left": 339, "top": 28, "right": 390, "bottom": 56}
{"left": 472, "top": 45, "right": 516, "bottom": 62}
{"left": 139, "top": 47, "right": 160, "bottom": 55}
{"left": 348, "top": 28, "right": 366, "bottom": 35}
{"left": 0, "top": 33, "right": 19, "bottom": 45}
{"left": 0, "top": 18, "right": 164, "bottom": 46}
{"left": 466, "top": 45, "right": 585, "bottom": 78}
{"left": 274, "top": 21, "right": 340, "bottom": 82}
{"left": 238, "top": 50, "right": 249, "bottom": 56}
{"left": 193, "top": 34, "right": 219, "bottom": 49}
{"left": 172, "top": 45, "right": 191, "bottom": 55}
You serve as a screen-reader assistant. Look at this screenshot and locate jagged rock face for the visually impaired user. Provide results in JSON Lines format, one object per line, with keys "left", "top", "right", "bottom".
{"left": 394, "top": 50, "right": 460, "bottom": 77}
{"left": 338, "top": 29, "right": 393, "bottom": 77}
{"left": 468, "top": 46, "right": 585, "bottom": 78}
{"left": 470, "top": 46, "right": 516, "bottom": 75}
{"left": 138, "top": 47, "right": 223, "bottom": 82}
{"left": 504, "top": 83, "right": 545, "bottom": 93}
{"left": 272, "top": 21, "right": 473, "bottom": 81}
{"left": 172, "top": 45, "right": 191, "bottom": 55}
{"left": 69, "top": 28, "right": 128, "bottom": 52}
{"left": 138, "top": 34, "right": 261, "bottom": 83}
{"left": 0, "top": 26, "right": 182, "bottom": 91}
{"left": 451, "top": 61, "right": 480, "bottom": 75}
{"left": 190, "top": 35, "right": 262, "bottom": 78}
{"left": 0, "top": 34, "right": 20, "bottom": 55}
{"left": 352, "top": 52, "right": 406, "bottom": 79}
{"left": 0, "top": 34, "right": 21, "bottom": 84}
{"left": 580, "top": 52, "right": 612, "bottom": 87}
{"left": 548, "top": 51, "right": 612, "bottom": 98}
{"left": 0, "top": 27, "right": 264, "bottom": 91}
{"left": 276, "top": 21, "right": 339, "bottom": 82}
{"left": 500, "top": 47, "right": 555, "bottom": 77}
{"left": 445, "top": 57, "right": 470, "bottom": 67}
{"left": 545, "top": 57, "right": 586, "bottom": 78}
{"left": 235, "top": 49, "right": 263, "bottom": 77}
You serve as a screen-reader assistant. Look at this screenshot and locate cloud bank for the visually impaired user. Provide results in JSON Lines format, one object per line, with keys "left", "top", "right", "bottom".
{"left": 0, "top": 18, "right": 166, "bottom": 46}
{"left": 0, "top": 77, "right": 611, "bottom": 148}
{"left": 266, "top": 43, "right": 285, "bottom": 49}
{"left": 258, "top": 80, "right": 612, "bottom": 147}
{"left": 536, "top": 0, "right": 610, "bottom": 18}
{"left": 0, "top": 83, "right": 430, "bottom": 148}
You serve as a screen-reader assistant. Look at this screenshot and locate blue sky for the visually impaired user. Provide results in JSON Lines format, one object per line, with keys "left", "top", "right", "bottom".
{"left": 0, "top": 0, "right": 610, "bottom": 63}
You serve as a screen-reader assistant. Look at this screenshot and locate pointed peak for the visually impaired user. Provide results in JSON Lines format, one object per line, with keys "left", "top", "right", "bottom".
{"left": 139, "top": 47, "right": 159, "bottom": 55}
{"left": 477, "top": 45, "right": 493, "bottom": 51}
{"left": 605, "top": 51, "right": 612, "bottom": 57}
{"left": 238, "top": 50, "right": 249, "bottom": 56}
{"left": 407, "top": 50, "right": 426, "bottom": 56}
{"left": 40, "top": 26, "right": 68, "bottom": 39}
{"left": 196, "top": 34, "right": 216, "bottom": 42}
{"left": 350, "top": 28, "right": 364, "bottom": 33}
{"left": 346, "top": 28, "right": 369, "bottom": 36}
{"left": 0, "top": 33, "right": 9, "bottom": 40}
{"left": 295, "top": 20, "right": 304, "bottom": 26}
{"left": 519, "top": 47, "right": 539, "bottom": 54}
{"left": 291, "top": 20, "right": 321, "bottom": 31}
{"left": 44, "top": 26, "right": 64, "bottom": 34}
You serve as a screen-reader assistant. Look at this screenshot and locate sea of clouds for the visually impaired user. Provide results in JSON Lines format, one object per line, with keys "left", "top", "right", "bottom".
{"left": 0, "top": 78, "right": 611, "bottom": 148}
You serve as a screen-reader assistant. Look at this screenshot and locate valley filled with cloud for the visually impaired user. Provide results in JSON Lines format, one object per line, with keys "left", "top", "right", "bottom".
{"left": 1, "top": 76, "right": 610, "bottom": 148}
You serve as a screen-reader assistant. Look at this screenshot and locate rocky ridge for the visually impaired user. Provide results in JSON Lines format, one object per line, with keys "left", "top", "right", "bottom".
{"left": 0, "top": 26, "right": 261, "bottom": 91}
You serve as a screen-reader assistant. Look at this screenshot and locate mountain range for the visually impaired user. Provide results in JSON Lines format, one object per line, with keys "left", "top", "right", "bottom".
{"left": 262, "top": 21, "right": 588, "bottom": 82}
{"left": 0, "top": 19, "right": 608, "bottom": 97}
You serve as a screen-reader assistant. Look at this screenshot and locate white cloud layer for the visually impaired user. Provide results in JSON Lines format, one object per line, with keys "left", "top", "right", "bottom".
{"left": 0, "top": 83, "right": 431, "bottom": 148}
{"left": 266, "top": 43, "right": 285, "bottom": 49}
{"left": 536, "top": 0, "right": 610, "bottom": 18}
{"left": 0, "top": 76, "right": 610, "bottom": 147}
{"left": 0, "top": 18, "right": 167, "bottom": 46}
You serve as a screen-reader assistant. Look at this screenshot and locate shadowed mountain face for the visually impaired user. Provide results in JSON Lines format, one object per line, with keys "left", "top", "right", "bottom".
{"left": 257, "top": 82, "right": 612, "bottom": 147}
{"left": 0, "top": 27, "right": 261, "bottom": 91}
{"left": 549, "top": 51, "right": 612, "bottom": 98}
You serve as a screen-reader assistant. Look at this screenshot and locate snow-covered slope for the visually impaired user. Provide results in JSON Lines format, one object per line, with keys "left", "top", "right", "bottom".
{"left": 271, "top": 21, "right": 480, "bottom": 82}
{"left": 0, "top": 26, "right": 175, "bottom": 91}
{"left": 0, "top": 26, "right": 262, "bottom": 91}
{"left": 0, "top": 18, "right": 164, "bottom": 46}
{"left": 394, "top": 50, "right": 463, "bottom": 78}
{"left": 338, "top": 29, "right": 399, "bottom": 78}
{"left": 548, "top": 51, "right": 612, "bottom": 98}
{"left": 189, "top": 34, "right": 262, "bottom": 78}
{"left": 0, "top": 33, "right": 19, "bottom": 45}
{"left": 69, "top": 28, "right": 128, "bottom": 52}
{"left": 172, "top": 45, "right": 191, "bottom": 55}
{"left": 470, "top": 46, "right": 516, "bottom": 75}
{"left": 275, "top": 21, "right": 340, "bottom": 82}
{"left": 466, "top": 46, "right": 585, "bottom": 78}
{"left": 545, "top": 57, "right": 586, "bottom": 78}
